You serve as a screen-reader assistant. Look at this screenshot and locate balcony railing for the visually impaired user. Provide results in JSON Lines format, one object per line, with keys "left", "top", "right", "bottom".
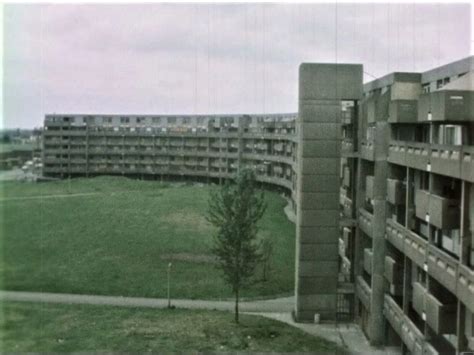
{"left": 386, "top": 219, "right": 406, "bottom": 252}
{"left": 457, "top": 264, "right": 474, "bottom": 313}
{"left": 427, "top": 245, "right": 458, "bottom": 294}
{"left": 359, "top": 208, "right": 373, "bottom": 238}
{"left": 360, "top": 140, "right": 375, "bottom": 161}
{"left": 388, "top": 140, "right": 474, "bottom": 182}
{"left": 356, "top": 276, "right": 372, "bottom": 310}
{"left": 384, "top": 294, "right": 404, "bottom": 336}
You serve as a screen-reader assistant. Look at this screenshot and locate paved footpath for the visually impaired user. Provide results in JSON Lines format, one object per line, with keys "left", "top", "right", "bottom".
{"left": 0, "top": 290, "right": 293, "bottom": 313}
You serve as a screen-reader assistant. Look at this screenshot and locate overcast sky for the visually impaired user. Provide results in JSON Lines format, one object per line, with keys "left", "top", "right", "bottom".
{"left": 3, "top": 3, "right": 472, "bottom": 129}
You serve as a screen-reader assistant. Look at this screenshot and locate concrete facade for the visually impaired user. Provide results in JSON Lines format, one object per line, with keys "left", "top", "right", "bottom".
{"left": 295, "top": 63, "right": 363, "bottom": 322}
{"left": 342, "top": 56, "right": 474, "bottom": 353}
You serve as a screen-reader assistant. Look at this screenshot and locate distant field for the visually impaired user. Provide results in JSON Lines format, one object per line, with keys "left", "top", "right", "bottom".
{"left": 0, "top": 176, "right": 295, "bottom": 299}
{"left": 0, "top": 302, "right": 338, "bottom": 352}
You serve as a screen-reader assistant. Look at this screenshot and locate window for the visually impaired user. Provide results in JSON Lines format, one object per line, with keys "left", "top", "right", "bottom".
{"left": 422, "top": 83, "right": 430, "bottom": 93}
{"left": 120, "top": 117, "right": 130, "bottom": 124}
{"left": 436, "top": 79, "right": 443, "bottom": 89}
{"left": 183, "top": 117, "right": 191, "bottom": 125}
{"left": 168, "top": 117, "right": 176, "bottom": 124}
{"left": 443, "top": 77, "right": 450, "bottom": 85}
{"left": 104, "top": 117, "right": 112, "bottom": 124}
{"left": 153, "top": 117, "right": 161, "bottom": 124}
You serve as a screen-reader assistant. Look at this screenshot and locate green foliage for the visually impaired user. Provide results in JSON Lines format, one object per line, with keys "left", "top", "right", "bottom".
{"left": 207, "top": 168, "right": 267, "bottom": 322}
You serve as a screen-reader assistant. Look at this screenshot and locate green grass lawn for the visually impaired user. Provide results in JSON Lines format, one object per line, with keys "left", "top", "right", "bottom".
{"left": 0, "top": 176, "right": 295, "bottom": 299}
{"left": 0, "top": 301, "right": 339, "bottom": 352}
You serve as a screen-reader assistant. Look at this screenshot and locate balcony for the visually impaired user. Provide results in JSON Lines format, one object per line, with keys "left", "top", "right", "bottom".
{"left": 430, "top": 145, "right": 462, "bottom": 179}
{"left": 360, "top": 140, "right": 375, "bottom": 161}
{"left": 341, "top": 137, "right": 355, "bottom": 155}
{"left": 415, "top": 189, "right": 460, "bottom": 230}
{"left": 388, "top": 141, "right": 406, "bottom": 166}
{"left": 338, "top": 238, "right": 346, "bottom": 259}
{"left": 412, "top": 281, "right": 426, "bottom": 316}
{"left": 363, "top": 248, "right": 373, "bottom": 274}
{"left": 461, "top": 146, "right": 474, "bottom": 182}
{"left": 342, "top": 166, "right": 350, "bottom": 188}
{"left": 384, "top": 295, "right": 404, "bottom": 336}
{"left": 457, "top": 264, "right": 474, "bottom": 312}
{"left": 388, "top": 100, "right": 418, "bottom": 123}
{"left": 405, "top": 142, "right": 429, "bottom": 171}
{"left": 425, "top": 292, "right": 457, "bottom": 334}
{"left": 387, "top": 178, "right": 405, "bottom": 205}
{"left": 359, "top": 208, "right": 373, "bottom": 238}
{"left": 384, "top": 255, "right": 404, "bottom": 285}
{"left": 427, "top": 245, "right": 458, "bottom": 294}
{"left": 418, "top": 90, "right": 474, "bottom": 122}
{"left": 356, "top": 276, "right": 372, "bottom": 310}
{"left": 365, "top": 175, "right": 374, "bottom": 200}
{"left": 341, "top": 256, "right": 351, "bottom": 277}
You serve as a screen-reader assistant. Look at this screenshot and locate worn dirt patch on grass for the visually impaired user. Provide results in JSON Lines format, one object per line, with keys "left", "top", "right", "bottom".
{"left": 163, "top": 211, "right": 213, "bottom": 232}
{"left": 160, "top": 253, "right": 217, "bottom": 264}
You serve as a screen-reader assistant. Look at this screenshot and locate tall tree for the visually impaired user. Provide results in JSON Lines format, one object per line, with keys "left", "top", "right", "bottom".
{"left": 207, "top": 168, "right": 266, "bottom": 323}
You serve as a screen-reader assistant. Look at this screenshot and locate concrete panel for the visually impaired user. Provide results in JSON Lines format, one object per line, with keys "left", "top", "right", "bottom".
{"left": 297, "top": 226, "right": 339, "bottom": 244}
{"left": 297, "top": 261, "right": 339, "bottom": 277}
{"left": 297, "top": 277, "right": 338, "bottom": 294}
{"left": 300, "top": 123, "right": 340, "bottom": 140}
{"left": 298, "top": 243, "right": 339, "bottom": 261}
{"left": 300, "top": 192, "right": 340, "bottom": 210}
{"left": 299, "top": 210, "right": 339, "bottom": 227}
{"left": 299, "top": 103, "right": 341, "bottom": 123}
{"left": 300, "top": 140, "right": 341, "bottom": 158}
{"left": 300, "top": 157, "right": 339, "bottom": 175}
{"left": 299, "top": 174, "right": 340, "bottom": 192}
{"left": 299, "top": 63, "right": 363, "bottom": 100}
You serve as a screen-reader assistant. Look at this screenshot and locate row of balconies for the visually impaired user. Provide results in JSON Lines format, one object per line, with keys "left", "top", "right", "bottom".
{"left": 383, "top": 295, "right": 426, "bottom": 355}
{"left": 385, "top": 219, "right": 474, "bottom": 312}
{"left": 364, "top": 90, "right": 473, "bottom": 124}
{"left": 388, "top": 141, "right": 474, "bottom": 183}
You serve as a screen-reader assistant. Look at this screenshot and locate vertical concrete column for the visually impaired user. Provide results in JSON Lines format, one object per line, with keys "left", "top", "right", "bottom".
{"left": 295, "top": 63, "right": 362, "bottom": 322}
{"left": 369, "top": 122, "right": 389, "bottom": 345}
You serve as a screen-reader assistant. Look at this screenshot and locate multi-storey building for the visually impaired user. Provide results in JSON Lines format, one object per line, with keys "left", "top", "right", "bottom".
{"left": 340, "top": 56, "right": 474, "bottom": 354}
{"left": 43, "top": 55, "right": 474, "bottom": 354}
{"left": 42, "top": 113, "right": 298, "bottom": 201}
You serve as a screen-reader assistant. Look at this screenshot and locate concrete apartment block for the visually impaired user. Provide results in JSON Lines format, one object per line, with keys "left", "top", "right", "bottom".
{"left": 295, "top": 63, "right": 363, "bottom": 322}
{"left": 43, "top": 56, "right": 474, "bottom": 353}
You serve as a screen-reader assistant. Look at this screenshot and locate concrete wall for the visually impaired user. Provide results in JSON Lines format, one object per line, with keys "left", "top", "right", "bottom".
{"left": 295, "top": 63, "right": 363, "bottom": 322}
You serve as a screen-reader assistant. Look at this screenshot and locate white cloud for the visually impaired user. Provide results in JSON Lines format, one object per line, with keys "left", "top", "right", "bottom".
{"left": 3, "top": 3, "right": 471, "bottom": 128}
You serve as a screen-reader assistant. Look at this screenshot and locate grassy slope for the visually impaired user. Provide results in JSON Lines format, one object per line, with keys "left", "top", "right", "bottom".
{"left": 0, "top": 177, "right": 295, "bottom": 299}
{"left": 0, "top": 302, "right": 339, "bottom": 353}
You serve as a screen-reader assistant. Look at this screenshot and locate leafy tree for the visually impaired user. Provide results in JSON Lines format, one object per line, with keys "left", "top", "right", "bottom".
{"left": 207, "top": 168, "right": 266, "bottom": 323}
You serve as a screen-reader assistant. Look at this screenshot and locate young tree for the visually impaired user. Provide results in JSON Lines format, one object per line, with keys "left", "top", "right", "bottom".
{"left": 207, "top": 168, "right": 266, "bottom": 323}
